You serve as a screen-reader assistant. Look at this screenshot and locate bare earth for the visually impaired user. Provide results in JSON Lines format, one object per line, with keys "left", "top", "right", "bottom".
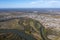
{"left": 0, "top": 13, "right": 60, "bottom": 40}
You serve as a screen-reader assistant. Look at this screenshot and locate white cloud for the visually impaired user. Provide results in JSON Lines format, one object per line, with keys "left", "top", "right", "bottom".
{"left": 27, "top": 0, "right": 60, "bottom": 8}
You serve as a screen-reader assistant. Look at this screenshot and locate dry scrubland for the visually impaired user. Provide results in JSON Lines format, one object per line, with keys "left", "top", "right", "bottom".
{"left": 0, "top": 13, "right": 60, "bottom": 40}
{"left": 26, "top": 14, "right": 60, "bottom": 40}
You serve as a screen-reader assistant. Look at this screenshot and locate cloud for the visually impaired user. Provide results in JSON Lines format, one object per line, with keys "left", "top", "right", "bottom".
{"left": 28, "top": 0, "right": 60, "bottom": 8}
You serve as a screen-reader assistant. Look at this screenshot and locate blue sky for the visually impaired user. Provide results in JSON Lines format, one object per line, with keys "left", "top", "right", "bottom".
{"left": 0, "top": 0, "right": 60, "bottom": 8}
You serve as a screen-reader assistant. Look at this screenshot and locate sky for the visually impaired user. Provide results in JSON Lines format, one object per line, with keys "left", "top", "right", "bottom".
{"left": 0, "top": 0, "right": 60, "bottom": 8}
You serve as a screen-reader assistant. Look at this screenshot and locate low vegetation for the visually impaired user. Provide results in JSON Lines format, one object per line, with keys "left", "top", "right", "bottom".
{"left": 0, "top": 17, "right": 49, "bottom": 40}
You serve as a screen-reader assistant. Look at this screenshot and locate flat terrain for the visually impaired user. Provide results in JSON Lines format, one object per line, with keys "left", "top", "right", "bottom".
{"left": 0, "top": 12, "right": 60, "bottom": 40}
